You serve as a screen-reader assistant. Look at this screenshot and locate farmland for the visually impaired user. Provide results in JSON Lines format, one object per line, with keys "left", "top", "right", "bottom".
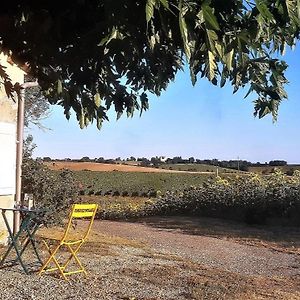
{"left": 248, "top": 164, "right": 300, "bottom": 175}
{"left": 46, "top": 161, "right": 173, "bottom": 173}
{"left": 74, "top": 170, "right": 213, "bottom": 196}
{"left": 43, "top": 160, "right": 300, "bottom": 226}
{"left": 46, "top": 160, "right": 236, "bottom": 197}
{"left": 46, "top": 160, "right": 300, "bottom": 176}
{"left": 45, "top": 161, "right": 237, "bottom": 174}
{"left": 158, "top": 163, "right": 239, "bottom": 173}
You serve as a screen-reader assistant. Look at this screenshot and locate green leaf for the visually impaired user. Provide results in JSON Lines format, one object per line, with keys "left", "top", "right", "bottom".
{"left": 255, "top": 0, "right": 274, "bottom": 21}
{"left": 207, "top": 51, "right": 217, "bottom": 81}
{"left": 202, "top": 3, "right": 220, "bottom": 30}
{"left": 140, "top": 92, "right": 149, "bottom": 116}
{"left": 220, "top": 68, "right": 227, "bottom": 87}
{"left": 206, "top": 29, "right": 218, "bottom": 51}
{"left": 146, "top": 0, "right": 156, "bottom": 23}
{"left": 160, "top": 0, "right": 169, "bottom": 9}
{"left": 190, "top": 65, "right": 197, "bottom": 85}
{"left": 179, "top": 1, "right": 191, "bottom": 61}
{"left": 224, "top": 48, "right": 234, "bottom": 70}
{"left": 84, "top": 115, "right": 90, "bottom": 126}
{"left": 244, "top": 86, "right": 254, "bottom": 99}
{"left": 98, "top": 27, "right": 120, "bottom": 46}
{"left": 96, "top": 117, "right": 102, "bottom": 130}
{"left": 215, "top": 41, "right": 224, "bottom": 58}
{"left": 285, "top": 0, "right": 300, "bottom": 25}
{"left": 79, "top": 112, "right": 85, "bottom": 129}
{"left": 285, "top": 0, "right": 294, "bottom": 17}
{"left": 57, "top": 80, "right": 62, "bottom": 95}
{"left": 116, "top": 111, "right": 123, "bottom": 120}
{"left": 94, "top": 93, "right": 101, "bottom": 108}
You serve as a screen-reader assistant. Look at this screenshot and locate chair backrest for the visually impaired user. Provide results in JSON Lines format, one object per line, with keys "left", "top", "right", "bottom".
{"left": 62, "top": 204, "right": 98, "bottom": 242}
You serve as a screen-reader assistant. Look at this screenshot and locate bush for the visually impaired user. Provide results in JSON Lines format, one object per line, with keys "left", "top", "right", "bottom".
{"left": 112, "top": 190, "right": 120, "bottom": 196}
{"left": 131, "top": 191, "right": 139, "bottom": 197}
{"left": 139, "top": 191, "right": 148, "bottom": 197}
{"left": 22, "top": 136, "right": 78, "bottom": 225}
{"left": 121, "top": 191, "right": 129, "bottom": 197}
{"left": 148, "top": 189, "right": 157, "bottom": 198}
{"left": 145, "top": 171, "right": 300, "bottom": 226}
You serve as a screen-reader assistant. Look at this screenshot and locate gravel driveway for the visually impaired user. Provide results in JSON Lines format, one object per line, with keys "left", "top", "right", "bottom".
{"left": 0, "top": 216, "right": 299, "bottom": 300}
{"left": 95, "top": 217, "right": 300, "bottom": 278}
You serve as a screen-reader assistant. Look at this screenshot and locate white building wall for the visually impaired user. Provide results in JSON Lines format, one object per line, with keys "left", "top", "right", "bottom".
{"left": 0, "top": 54, "right": 24, "bottom": 244}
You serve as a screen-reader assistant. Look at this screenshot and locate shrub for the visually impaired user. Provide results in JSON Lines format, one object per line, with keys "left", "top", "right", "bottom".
{"left": 148, "top": 189, "right": 157, "bottom": 198}
{"left": 145, "top": 171, "right": 300, "bottom": 226}
{"left": 139, "top": 191, "right": 148, "bottom": 197}
{"left": 112, "top": 190, "right": 120, "bottom": 196}
{"left": 21, "top": 136, "right": 79, "bottom": 225}
{"left": 22, "top": 161, "right": 78, "bottom": 225}
{"left": 121, "top": 191, "right": 129, "bottom": 197}
{"left": 131, "top": 191, "right": 139, "bottom": 197}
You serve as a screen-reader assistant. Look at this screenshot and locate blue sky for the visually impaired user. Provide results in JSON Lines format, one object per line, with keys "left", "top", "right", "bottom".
{"left": 31, "top": 47, "right": 300, "bottom": 163}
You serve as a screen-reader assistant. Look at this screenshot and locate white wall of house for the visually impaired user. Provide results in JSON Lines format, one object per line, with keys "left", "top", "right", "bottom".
{"left": 0, "top": 54, "right": 24, "bottom": 244}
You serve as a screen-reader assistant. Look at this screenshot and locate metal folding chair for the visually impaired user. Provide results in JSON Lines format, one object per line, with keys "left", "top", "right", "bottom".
{"left": 39, "top": 204, "right": 98, "bottom": 280}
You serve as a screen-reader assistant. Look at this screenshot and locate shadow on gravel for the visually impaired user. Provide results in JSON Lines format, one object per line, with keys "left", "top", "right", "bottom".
{"left": 133, "top": 216, "right": 300, "bottom": 251}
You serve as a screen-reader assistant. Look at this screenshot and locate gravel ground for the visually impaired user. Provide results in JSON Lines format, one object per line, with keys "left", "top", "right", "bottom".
{"left": 0, "top": 217, "right": 299, "bottom": 300}
{"left": 95, "top": 218, "right": 300, "bottom": 278}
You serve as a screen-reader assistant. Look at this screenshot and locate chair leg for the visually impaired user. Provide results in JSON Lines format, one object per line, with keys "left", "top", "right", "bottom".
{"left": 39, "top": 243, "right": 68, "bottom": 280}
{"left": 40, "top": 241, "right": 89, "bottom": 279}
{"left": 60, "top": 243, "right": 80, "bottom": 271}
{"left": 66, "top": 244, "right": 87, "bottom": 276}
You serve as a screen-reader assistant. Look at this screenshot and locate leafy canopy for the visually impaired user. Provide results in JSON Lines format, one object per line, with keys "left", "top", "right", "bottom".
{"left": 0, "top": 0, "right": 299, "bottom": 128}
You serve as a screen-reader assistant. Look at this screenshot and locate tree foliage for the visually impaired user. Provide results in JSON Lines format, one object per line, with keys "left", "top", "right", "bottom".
{"left": 22, "top": 135, "right": 78, "bottom": 224}
{"left": 0, "top": 0, "right": 299, "bottom": 128}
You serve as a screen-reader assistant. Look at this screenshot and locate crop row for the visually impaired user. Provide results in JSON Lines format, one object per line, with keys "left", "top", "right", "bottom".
{"left": 148, "top": 170, "right": 300, "bottom": 226}
{"left": 73, "top": 170, "right": 213, "bottom": 196}
{"left": 78, "top": 170, "right": 300, "bottom": 226}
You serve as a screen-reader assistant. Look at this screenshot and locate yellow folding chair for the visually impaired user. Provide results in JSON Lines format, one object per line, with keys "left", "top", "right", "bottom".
{"left": 39, "top": 203, "right": 98, "bottom": 280}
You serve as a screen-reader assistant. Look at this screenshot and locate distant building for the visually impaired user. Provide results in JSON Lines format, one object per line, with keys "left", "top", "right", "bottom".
{"left": 158, "top": 156, "right": 168, "bottom": 163}
{"left": 0, "top": 54, "right": 25, "bottom": 244}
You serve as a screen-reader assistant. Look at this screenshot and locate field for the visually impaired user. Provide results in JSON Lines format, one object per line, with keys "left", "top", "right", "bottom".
{"left": 159, "top": 163, "right": 239, "bottom": 173}
{"left": 74, "top": 170, "right": 213, "bottom": 196}
{"left": 248, "top": 164, "right": 300, "bottom": 174}
{"left": 45, "top": 161, "right": 237, "bottom": 174}
{"left": 46, "top": 161, "right": 172, "bottom": 172}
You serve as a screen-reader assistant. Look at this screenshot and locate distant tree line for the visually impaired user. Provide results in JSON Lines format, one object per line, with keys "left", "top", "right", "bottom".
{"left": 40, "top": 156, "right": 288, "bottom": 171}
